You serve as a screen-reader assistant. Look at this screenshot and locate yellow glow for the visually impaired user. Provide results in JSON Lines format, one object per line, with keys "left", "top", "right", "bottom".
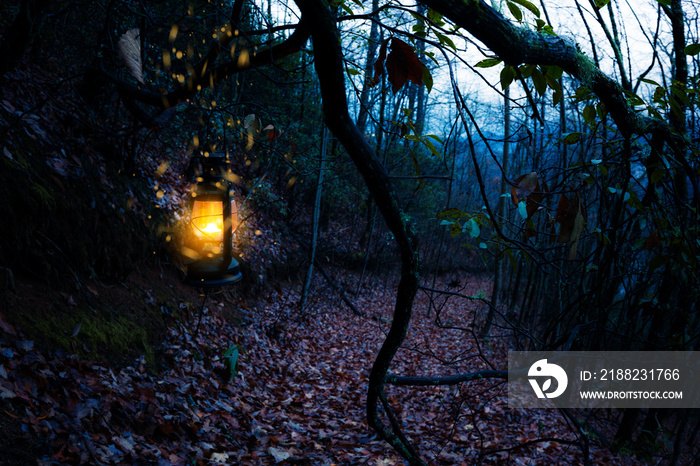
{"left": 169, "top": 25, "right": 179, "bottom": 42}
{"left": 155, "top": 160, "right": 170, "bottom": 177}
{"left": 191, "top": 200, "right": 224, "bottom": 241}
{"left": 237, "top": 49, "right": 250, "bottom": 68}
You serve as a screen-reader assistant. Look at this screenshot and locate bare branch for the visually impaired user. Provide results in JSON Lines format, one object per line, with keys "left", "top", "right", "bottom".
{"left": 386, "top": 370, "right": 507, "bottom": 386}
{"left": 107, "top": 19, "right": 311, "bottom": 110}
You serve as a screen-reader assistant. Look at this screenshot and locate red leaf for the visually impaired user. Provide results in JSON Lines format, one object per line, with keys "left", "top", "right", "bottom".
{"left": 644, "top": 230, "right": 660, "bottom": 250}
{"left": 555, "top": 193, "right": 585, "bottom": 245}
{"left": 372, "top": 39, "right": 390, "bottom": 86}
{"left": 385, "top": 38, "right": 424, "bottom": 93}
{"left": 511, "top": 172, "right": 539, "bottom": 206}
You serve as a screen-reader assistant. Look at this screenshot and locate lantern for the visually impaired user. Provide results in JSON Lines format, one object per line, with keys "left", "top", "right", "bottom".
{"left": 183, "top": 153, "right": 242, "bottom": 287}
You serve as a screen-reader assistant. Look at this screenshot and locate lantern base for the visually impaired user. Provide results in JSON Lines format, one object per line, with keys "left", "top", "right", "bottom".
{"left": 185, "top": 258, "right": 242, "bottom": 288}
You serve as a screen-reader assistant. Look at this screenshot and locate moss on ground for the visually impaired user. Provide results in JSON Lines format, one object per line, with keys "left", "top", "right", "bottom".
{"left": 15, "top": 302, "right": 157, "bottom": 367}
{"left": 1, "top": 266, "right": 200, "bottom": 371}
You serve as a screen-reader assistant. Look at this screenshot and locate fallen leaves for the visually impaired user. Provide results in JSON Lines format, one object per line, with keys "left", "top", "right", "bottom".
{"left": 0, "top": 271, "right": 642, "bottom": 465}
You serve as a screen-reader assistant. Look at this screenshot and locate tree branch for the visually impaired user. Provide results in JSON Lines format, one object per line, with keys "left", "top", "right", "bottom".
{"left": 108, "top": 18, "right": 311, "bottom": 109}
{"left": 387, "top": 370, "right": 507, "bottom": 386}
{"left": 421, "top": 0, "right": 665, "bottom": 137}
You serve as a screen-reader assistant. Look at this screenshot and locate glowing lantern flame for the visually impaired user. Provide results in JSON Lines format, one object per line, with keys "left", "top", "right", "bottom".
{"left": 191, "top": 201, "right": 224, "bottom": 241}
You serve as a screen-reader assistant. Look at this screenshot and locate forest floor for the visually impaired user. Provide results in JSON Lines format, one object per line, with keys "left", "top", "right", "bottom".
{"left": 0, "top": 265, "right": 642, "bottom": 465}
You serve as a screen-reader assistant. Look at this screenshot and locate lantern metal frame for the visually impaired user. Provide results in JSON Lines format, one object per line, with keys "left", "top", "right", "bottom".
{"left": 184, "top": 153, "right": 242, "bottom": 288}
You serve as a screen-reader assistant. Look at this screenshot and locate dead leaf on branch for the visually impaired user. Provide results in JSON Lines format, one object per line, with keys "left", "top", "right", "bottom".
{"left": 555, "top": 192, "right": 586, "bottom": 258}
{"left": 372, "top": 38, "right": 427, "bottom": 93}
{"left": 511, "top": 172, "right": 539, "bottom": 206}
{"left": 117, "top": 29, "right": 144, "bottom": 84}
{"left": 512, "top": 172, "right": 548, "bottom": 222}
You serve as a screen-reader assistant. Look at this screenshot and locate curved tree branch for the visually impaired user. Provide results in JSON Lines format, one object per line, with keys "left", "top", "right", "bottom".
{"left": 108, "top": 18, "right": 311, "bottom": 110}
{"left": 293, "top": 0, "right": 422, "bottom": 463}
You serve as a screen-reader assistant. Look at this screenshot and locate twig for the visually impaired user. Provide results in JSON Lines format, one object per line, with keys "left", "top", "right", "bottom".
{"left": 313, "top": 261, "right": 365, "bottom": 317}
{"left": 386, "top": 370, "right": 508, "bottom": 386}
{"left": 193, "top": 288, "right": 210, "bottom": 340}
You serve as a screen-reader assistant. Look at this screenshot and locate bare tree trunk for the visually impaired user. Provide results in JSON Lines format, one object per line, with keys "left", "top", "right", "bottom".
{"left": 299, "top": 125, "right": 328, "bottom": 314}
{"left": 356, "top": 0, "right": 380, "bottom": 135}
{"left": 481, "top": 85, "right": 510, "bottom": 337}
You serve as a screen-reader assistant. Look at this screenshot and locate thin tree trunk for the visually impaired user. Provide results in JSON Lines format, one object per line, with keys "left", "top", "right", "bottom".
{"left": 299, "top": 125, "right": 327, "bottom": 314}
{"left": 481, "top": 85, "right": 510, "bottom": 337}
{"left": 356, "top": 0, "right": 380, "bottom": 135}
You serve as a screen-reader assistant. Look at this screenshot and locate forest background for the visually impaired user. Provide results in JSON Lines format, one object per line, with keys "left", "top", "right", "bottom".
{"left": 0, "top": 0, "right": 699, "bottom": 464}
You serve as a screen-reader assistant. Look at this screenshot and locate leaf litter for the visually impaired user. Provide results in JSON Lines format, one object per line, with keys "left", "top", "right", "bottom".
{"left": 0, "top": 271, "right": 639, "bottom": 464}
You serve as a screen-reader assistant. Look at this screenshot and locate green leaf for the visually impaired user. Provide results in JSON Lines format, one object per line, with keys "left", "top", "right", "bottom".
{"left": 623, "top": 89, "right": 645, "bottom": 107}
{"left": 426, "top": 134, "right": 444, "bottom": 144}
{"left": 436, "top": 32, "right": 457, "bottom": 51}
{"left": 475, "top": 58, "right": 503, "bottom": 68}
{"left": 500, "top": 65, "right": 516, "bottom": 90}
{"left": 519, "top": 63, "right": 535, "bottom": 79}
{"left": 422, "top": 137, "right": 440, "bottom": 158}
{"left": 639, "top": 77, "right": 661, "bottom": 86}
{"left": 594, "top": 0, "right": 610, "bottom": 7}
{"left": 466, "top": 218, "right": 480, "bottom": 238}
{"left": 543, "top": 65, "right": 563, "bottom": 80}
{"left": 531, "top": 68, "right": 546, "bottom": 96}
{"left": 517, "top": 201, "right": 528, "bottom": 219}
{"left": 685, "top": 43, "right": 700, "bottom": 55}
{"left": 596, "top": 102, "right": 608, "bottom": 119}
{"left": 223, "top": 345, "right": 240, "bottom": 380}
{"left": 650, "top": 168, "right": 665, "bottom": 184}
{"left": 583, "top": 105, "right": 596, "bottom": 124}
{"left": 421, "top": 64, "right": 433, "bottom": 93}
{"left": 562, "top": 132, "right": 583, "bottom": 144}
{"left": 438, "top": 207, "right": 466, "bottom": 219}
{"left": 552, "top": 89, "right": 563, "bottom": 107}
{"left": 427, "top": 8, "right": 445, "bottom": 27}
{"left": 346, "top": 67, "right": 360, "bottom": 76}
{"left": 653, "top": 86, "right": 667, "bottom": 103}
{"left": 506, "top": 1, "right": 523, "bottom": 21}
{"left": 509, "top": 0, "right": 540, "bottom": 17}
{"left": 338, "top": 1, "right": 353, "bottom": 15}
{"left": 653, "top": 0, "right": 671, "bottom": 5}
{"left": 670, "top": 86, "right": 691, "bottom": 107}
